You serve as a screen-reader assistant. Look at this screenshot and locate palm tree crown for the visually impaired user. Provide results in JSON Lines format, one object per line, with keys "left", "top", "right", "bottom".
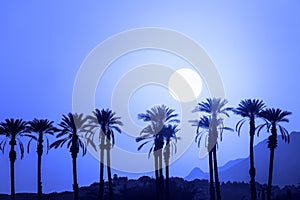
{"left": 138, "top": 104, "right": 179, "bottom": 134}
{"left": 192, "top": 98, "right": 232, "bottom": 149}
{"left": 0, "top": 118, "right": 28, "bottom": 159}
{"left": 233, "top": 99, "right": 266, "bottom": 135}
{"left": 191, "top": 115, "right": 233, "bottom": 149}
{"left": 193, "top": 98, "right": 232, "bottom": 117}
{"left": 162, "top": 124, "right": 180, "bottom": 145}
{"left": 258, "top": 108, "right": 291, "bottom": 146}
{"left": 50, "top": 113, "right": 87, "bottom": 155}
{"left": 136, "top": 105, "right": 179, "bottom": 156}
{"left": 27, "top": 119, "right": 56, "bottom": 153}
{"left": 88, "top": 108, "right": 123, "bottom": 145}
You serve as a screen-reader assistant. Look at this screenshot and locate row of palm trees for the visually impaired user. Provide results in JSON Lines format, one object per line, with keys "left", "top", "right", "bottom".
{"left": 0, "top": 98, "right": 292, "bottom": 200}
{"left": 189, "top": 98, "right": 291, "bottom": 200}
{"left": 0, "top": 109, "right": 122, "bottom": 200}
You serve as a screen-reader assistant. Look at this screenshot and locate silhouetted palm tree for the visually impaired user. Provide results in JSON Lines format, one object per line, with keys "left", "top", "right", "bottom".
{"left": 0, "top": 118, "right": 28, "bottom": 200}
{"left": 136, "top": 105, "right": 179, "bottom": 200}
{"left": 191, "top": 115, "right": 233, "bottom": 200}
{"left": 50, "top": 113, "right": 87, "bottom": 200}
{"left": 136, "top": 120, "right": 161, "bottom": 197}
{"left": 162, "top": 124, "right": 180, "bottom": 200}
{"left": 257, "top": 108, "right": 291, "bottom": 200}
{"left": 190, "top": 116, "right": 215, "bottom": 200}
{"left": 27, "top": 119, "right": 57, "bottom": 200}
{"left": 87, "top": 108, "right": 122, "bottom": 200}
{"left": 233, "top": 99, "right": 265, "bottom": 200}
{"left": 192, "top": 98, "right": 232, "bottom": 200}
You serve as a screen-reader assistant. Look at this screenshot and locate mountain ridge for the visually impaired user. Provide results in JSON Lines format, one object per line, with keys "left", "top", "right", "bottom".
{"left": 185, "top": 131, "right": 300, "bottom": 186}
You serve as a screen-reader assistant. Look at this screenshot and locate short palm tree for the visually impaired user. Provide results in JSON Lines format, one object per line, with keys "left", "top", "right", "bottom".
{"left": 257, "top": 108, "right": 291, "bottom": 200}
{"left": 136, "top": 105, "right": 179, "bottom": 200}
{"left": 0, "top": 118, "right": 28, "bottom": 200}
{"left": 192, "top": 98, "right": 232, "bottom": 200}
{"left": 27, "top": 119, "right": 57, "bottom": 200}
{"left": 162, "top": 124, "right": 180, "bottom": 200}
{"left": 233, "top": 99, "right": 265, "bottom": 200}
{"left": 50, "top": 113, "right": 88, "bottom": 200}
{"left": 87, "top": 108, "right": 122, "bottom": 200}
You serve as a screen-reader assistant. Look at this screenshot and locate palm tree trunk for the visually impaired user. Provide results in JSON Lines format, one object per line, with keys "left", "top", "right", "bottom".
{"left": 213, "top": 146, "right": 221, "bottom": 200}
{"left": 9, "top": 139, "right": 16, "bottom": 200}
{"left": 72, "top": 153, "right": 79, "bottom": 200}
{"left": 106, "top": 145, "right": 113, "bottom": 200}
{"left": 267, "top": 126, "right": 277, "bottom": 200}
{"left": 249, "top": 117, "right": 257, "bottom": 200}
{"left": 37, "top": 143, "right": 43, "bottom": 200}
{"left": 209, "top": 151, "right": 215, "bottom": 200}
{"left": 99, "top": 135, "right": 105, "bottom": 200}
{"left": 267, "top": 147, "right": 275, "bottom": 200}
{"left": 249, "top": 134, "right": 256, "bottom": 200}
{"left": 164, "top": 142, "right": 170, "bottom": 200}
{"left": 158, "top": 149, "right": 164, "bottom": 200}
{"left": 154, "top": 151, "right": 159, "bottom": 200}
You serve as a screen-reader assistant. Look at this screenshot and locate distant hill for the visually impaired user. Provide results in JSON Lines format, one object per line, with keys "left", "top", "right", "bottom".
{"left": 185, "top": 131, "right": 300, "bottom": 186}
{"left": 185, "top": 167, "right": 208, "bottom": 181}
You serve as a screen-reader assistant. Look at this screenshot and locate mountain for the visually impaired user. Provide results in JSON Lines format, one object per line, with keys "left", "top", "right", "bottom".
{"left": 185, "top": 167, "right": 208, "bottom": 181}
{"left": 185, "top": 131, "right": 300, "bottom": 186}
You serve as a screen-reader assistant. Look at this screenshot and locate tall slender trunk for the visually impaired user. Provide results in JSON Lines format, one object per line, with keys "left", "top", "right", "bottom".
{"left": 267, "top": 147, "right": 274, "bottom": 200}
{"left": 164, "top": 141, "right": 170, "bottom": 200}
{"left": 209, "top": 151, "right": 215, "bottom": 200}
{"left": 158, "top": 144, "right": 164, "bottom": 200}
{"left": 267, "top": 126, "right": 277, "bottom": 200}
{"left": 72, "top": 151, "right": 79, "bottom": 200}
{"left": 249, "top": 135, "right": 256, "bottom": 200}
{"left": 154, "top": 151, "right": 159, "bottom": 200}
{"left": 213, "top": 146, "right": 221, "bottom": 200}
{"left": 99, "top": 135, "right": 105, "bottom": 200}
{"left": 158, "top": 148, "right": 164, "bottom": 200}
{"left": 106, "top": 141, "right": 113, "bottom": 200}
{"left": 9, "top": 138, "right": 16, "bottom": 200}
{"left": 249, "top": 117, "right": 257, "bottom": 200}
{"left": 37, "top": 132, "right": 43, "bottom": 200}
{"left": 37, "top": 146, "right": 43, "bottom": 200}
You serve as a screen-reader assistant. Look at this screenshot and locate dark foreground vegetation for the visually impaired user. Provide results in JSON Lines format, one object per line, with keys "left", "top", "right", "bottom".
{"left": 1, "top": 176, "right": 299, "bottom": 200}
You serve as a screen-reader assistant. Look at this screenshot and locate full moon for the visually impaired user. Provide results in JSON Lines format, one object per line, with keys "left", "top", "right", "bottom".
{"left": 168, "top": 68, "right": 203, "bottom": 102}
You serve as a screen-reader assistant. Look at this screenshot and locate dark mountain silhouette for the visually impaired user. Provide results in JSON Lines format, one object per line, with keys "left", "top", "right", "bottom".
{"left": 185, "top": 131, "right": 300, "bottom": 186}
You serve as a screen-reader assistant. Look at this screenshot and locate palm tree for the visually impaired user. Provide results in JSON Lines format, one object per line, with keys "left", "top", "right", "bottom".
{"left": 190, "top": 115, "right": 215, "bottom": 200}
{"left": 162, "top": 124, "right": 180, "bottom": 200}
{"left": 136, "top": 105, "right": 179, "bottom": 200}
{"left": 233, "top": 99, "right": 265, "bottom": 200}
{"left": 257, "top": 108, "right": 291, "bottom": 200}
{"left": 87, "top": 108, "right": 122, "bottom": 200}
{"left": 192, "top": 98, "right": 232, "bottom": 200}
{"left": 0, "top": 118, "right": 28, "bottom": 200}
{"left": 50, "top": 113, "right": 88, "bottom": 200}
{"left": 136, "top": 120, "right": 162, "bottom": 200}
{"left": 191, "top": 115, "right": 233, "bottom": 200}
{"left": 27, "top": 119, "right": 57, "bottom": 200}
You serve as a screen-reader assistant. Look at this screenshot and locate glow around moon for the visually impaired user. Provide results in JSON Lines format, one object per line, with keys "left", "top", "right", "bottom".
{"left": 168, "top": 68, "right": 203, "bottom": 102}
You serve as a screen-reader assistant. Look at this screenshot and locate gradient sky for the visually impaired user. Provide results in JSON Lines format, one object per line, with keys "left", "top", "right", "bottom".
{"left": 0, "top": 1, "right": 299, "bottom": 194}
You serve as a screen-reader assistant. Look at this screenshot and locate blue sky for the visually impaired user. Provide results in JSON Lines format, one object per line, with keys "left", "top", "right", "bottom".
{"left": 0, "top": 1, "right": 299, "bottom": 194}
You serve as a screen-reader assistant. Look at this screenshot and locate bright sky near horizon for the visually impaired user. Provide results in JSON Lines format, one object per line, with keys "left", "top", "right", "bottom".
{"left": 0, "top": 1, "right": 300, "bottom": 194}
